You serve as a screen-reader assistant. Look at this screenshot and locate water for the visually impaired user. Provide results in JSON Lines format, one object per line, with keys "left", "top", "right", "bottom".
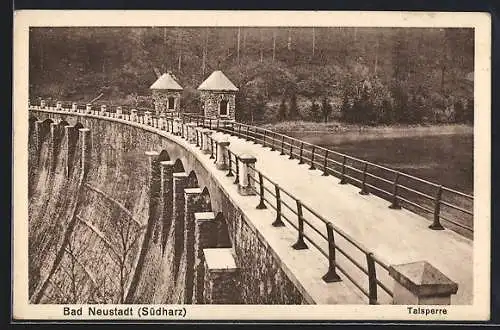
{"left": 289, "top": 132, "right": 474, "bottom": 195}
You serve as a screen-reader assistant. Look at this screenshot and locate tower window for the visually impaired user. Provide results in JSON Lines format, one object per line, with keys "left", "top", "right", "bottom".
{"left": 219, "top": 100, "right": 229, "bottom": 116}
{"left": 168, "top": 97, "right": 175, "bottom": 110}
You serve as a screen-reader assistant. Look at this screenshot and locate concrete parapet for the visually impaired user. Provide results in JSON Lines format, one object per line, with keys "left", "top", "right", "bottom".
{"left": 203, "top": 248, "right": 240, "bottom": 304}
{"left": 389, "top": 261, "right": 458, "bottom": 305}
{"left": 237, "top": 154, "right": 257, "bottom": 196}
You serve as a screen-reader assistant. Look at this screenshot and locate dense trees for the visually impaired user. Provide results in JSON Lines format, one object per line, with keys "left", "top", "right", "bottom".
{"left": 29, "top": 27, "right": 474, "bottom": 124}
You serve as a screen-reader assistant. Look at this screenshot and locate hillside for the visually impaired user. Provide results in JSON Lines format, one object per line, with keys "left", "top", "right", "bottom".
{"left": 29, "top": 27, "right": 474, "bottom": 124}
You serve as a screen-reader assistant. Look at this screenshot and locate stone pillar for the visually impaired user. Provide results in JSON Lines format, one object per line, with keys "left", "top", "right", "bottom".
{"left": 185, "top": 123, "right": 196, "bottom": 144}
{"left": 160, "top": 160, "right": 175, "bottom": 248}
{"left": 388, "top": 261, "right": 458, "bottom": 305}
{"left": 70, "top": 102, "right": 77, "bottom": 112}
{"left": 183, "top": 187, "right": 204, "bottom": 304}
{"left": 131, "top": 109, "right": 138, "bottom": 122}
{"left": 202, "top": 129, "right": 213, "bottom": 154}
{"left": 173, "top": 118, "right": 182, "bottom": 136}
{"left": 193, "top": 212, "right": 217, "bottom": 304}
{"left": 159, "top": 114, "right": 166, "bottom": 130}
{"left": 86, "top": 104, "right": 92, "bottom": 114}
{"left": 55, "top": 101, "right": 62, "bottom": 110}
{"left": 100, "top": 104, "right": 106, "bottom": 116}
{"left": 238, "top": 154, "right": 257, "bottom": 196}
{"left": 40, "top": 99, "right": 46, "bottom": 109}
{"left": 203, "top": 248, "right": 240, "bottom": 304}
{"left": 144, "top": 111, "right": 152, "bottom": 125}
{"left": 116, "top": 106, "right": 123, "bottom": 119}
{"left": 172, "top": 172, "right": 189, "bottom": 281}
{"left": 215, "top": 139, "right": 230, "bottom": 170}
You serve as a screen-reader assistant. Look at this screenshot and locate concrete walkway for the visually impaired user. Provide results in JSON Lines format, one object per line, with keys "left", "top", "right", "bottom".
{"left": 209, "top": 130, "right": 473, "bottom": 305}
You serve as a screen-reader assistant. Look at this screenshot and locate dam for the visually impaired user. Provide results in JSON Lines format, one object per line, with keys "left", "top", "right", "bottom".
{"left": 27, "top": 103, "right": 472, "bottom": 306}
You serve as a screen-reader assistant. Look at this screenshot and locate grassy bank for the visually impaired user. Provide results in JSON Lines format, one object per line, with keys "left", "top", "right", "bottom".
{"left": 260, "top": 120, "right": 473, "bottom": 134}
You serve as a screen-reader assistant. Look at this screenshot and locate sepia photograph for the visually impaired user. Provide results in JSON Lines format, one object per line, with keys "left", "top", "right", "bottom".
{"left": 12, "top": 10, "right": 491, "bottom": 321}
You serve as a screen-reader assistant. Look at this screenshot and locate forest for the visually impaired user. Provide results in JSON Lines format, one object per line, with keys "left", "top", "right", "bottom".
{"left": 29, "top": 27, "right": 474, "bottom": 125}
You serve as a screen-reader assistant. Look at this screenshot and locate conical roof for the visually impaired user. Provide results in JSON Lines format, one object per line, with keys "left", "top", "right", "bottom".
{"left": 150, "top": 72, "right": 183, "bottom": 90}
{"left": 197, "top": 70, "right": 239, "bottom": 92}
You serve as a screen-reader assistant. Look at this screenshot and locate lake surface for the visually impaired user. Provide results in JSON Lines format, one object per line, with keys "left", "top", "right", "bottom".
{"left": 286, "top": 132, "right": 474, "bottom": 195}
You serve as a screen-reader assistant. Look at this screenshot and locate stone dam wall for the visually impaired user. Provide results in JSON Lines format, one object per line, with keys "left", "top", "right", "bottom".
{"left": 28, "top": 111, "right": 308, "bottom": 305}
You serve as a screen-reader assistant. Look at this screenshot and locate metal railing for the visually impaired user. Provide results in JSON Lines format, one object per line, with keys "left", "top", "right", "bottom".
{"left": 202, "top": 131, "right": 394, "bottom": 304}
{"left": 180, "top": 113, "right": 474, "bottom": 238}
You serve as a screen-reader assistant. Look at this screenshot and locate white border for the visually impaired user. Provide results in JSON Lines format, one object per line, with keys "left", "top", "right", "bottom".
{"left": 12, "top": 10, "right": 491, "bottom": 321}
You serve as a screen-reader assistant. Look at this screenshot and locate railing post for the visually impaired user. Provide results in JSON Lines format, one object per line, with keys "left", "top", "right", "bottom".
{"left": 339, "top": 156, "right": 347, "bottom": 184}
{"left": 322, "top": 222, "right": 341, "bottom": 283}
{"left": 270, "top": 132, "right": 275, "bottom": 151}
{"left": 389, "top": 172, "right": 402, "bottom": 209}
{"left": 309, "top": 146, "right": 316, "bottom": 170}
{"left": 246, "top": 126, "right": 250, "bottom": 141}
{"left": 429, "top": 185, "right": 444, "bottom": 230}
{"left": 226, "top": 151, "right": 234, "bottom": 177}
{"left": 288, "top": 141, "right": 294, "bottom": 160}
{"left": 256, "top": 172, "right": 267, "bottom": 209}
{"left": 195, "top": 129, "right": 200, "bottom": 147}
{"left": 292, "top": 200, "right": 308, "bottom": 250}
{"left": 238, "top": 124, "right": 242, "bottom": 138}
{"left": 233, "top": 156, "right": 240, "bottom": 184}
{"left": 298, "top": 142, "right": 304, "bottom": 164}
{"left": 280, "top": 135, "right": 285, "bottom": 155}
{"left": 209, "top": 136, "right": 215, "bottom": 159}
{"left": 322, "top": 150, "right": 329, "bottom": 176}
{"left": 262, "top": 130, "right": 267, "bottom": 147}
{"left": 272, "top": 184, "right": 285, "bottom": 227}
{"left": 209, "top": 118, "right": 212, "bottom": 130}
{"left": 359, "top": 162, "right": 369, "bottom": 195}
{"left": 253, "top": 128, "right": 259, "bottom": 144}
{"left": 366, "top": 253, "right": 378, "bottom": 305}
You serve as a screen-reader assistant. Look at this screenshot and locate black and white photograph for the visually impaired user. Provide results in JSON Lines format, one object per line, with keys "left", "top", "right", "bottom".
{"left": 12, "top": 10, "right": 491, "bottom": 321}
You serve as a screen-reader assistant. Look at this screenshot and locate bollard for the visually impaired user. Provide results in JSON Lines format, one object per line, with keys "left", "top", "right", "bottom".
{"left": 322, "top": 222, "right": 341, "bottom": 283}
{"left": 116, "top": 106, "right": 123, "bottom": 119}
{"left": 159, "top": 113, "right": 166, "bottom": 130}
{"left": 187, "top": 123, "right": 197, "bottom": 144}
{"left": 201, "top": 129, "right": 213, "bottom": 154}
{"left": 130, "top": 109, "right": 138, "bottom": 122}
{"left": 144, "top": 111, "right": 152, "bottom": 125}
{"left": 292, "top": 200, "right": 308, "bottom": 250}
{"left": 237, "top": 154, "right": 257, "bottom": 196}
{"left": 389, "top": 261, "right": 458, "bottom": 305}
{"left": 100, "top": 104, "right": 107, "bottom": 116}
{"left": 215, "top": 139, "right": 230, "bottom": 170}
{"left": 173, "top": 118, "right": 182, "bottom": 136}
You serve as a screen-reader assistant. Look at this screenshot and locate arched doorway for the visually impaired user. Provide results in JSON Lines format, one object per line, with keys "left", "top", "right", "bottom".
{"left": 219, "top": 100, "right": 228, "bottom": 117}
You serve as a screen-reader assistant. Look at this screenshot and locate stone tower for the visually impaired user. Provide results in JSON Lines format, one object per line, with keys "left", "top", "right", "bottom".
{"left": 150, "top": 72, "right": 183, "bottom": 116}
{"left": 197, "top": 70, "right": 238, "bottom": 120}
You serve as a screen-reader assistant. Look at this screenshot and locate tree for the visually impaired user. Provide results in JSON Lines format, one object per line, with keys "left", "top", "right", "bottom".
{"left": 288, "top": 92, "right": 299, "bottom": 119}
{"left": 309, "top": 100, "right": 321, "bottom": 122}
{"left": 278, "top": 97, "right": 287, "bottom": 120}
{"left": 320, "top": 97, "right": 332, "bottom": 123}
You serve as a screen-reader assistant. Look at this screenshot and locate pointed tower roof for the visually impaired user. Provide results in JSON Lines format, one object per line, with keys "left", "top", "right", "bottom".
{"left": 197, "top": 70, "right": 239, "bottom": 92}
{"left": 149, "top": 72, "right": 183, "bottom": 90}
